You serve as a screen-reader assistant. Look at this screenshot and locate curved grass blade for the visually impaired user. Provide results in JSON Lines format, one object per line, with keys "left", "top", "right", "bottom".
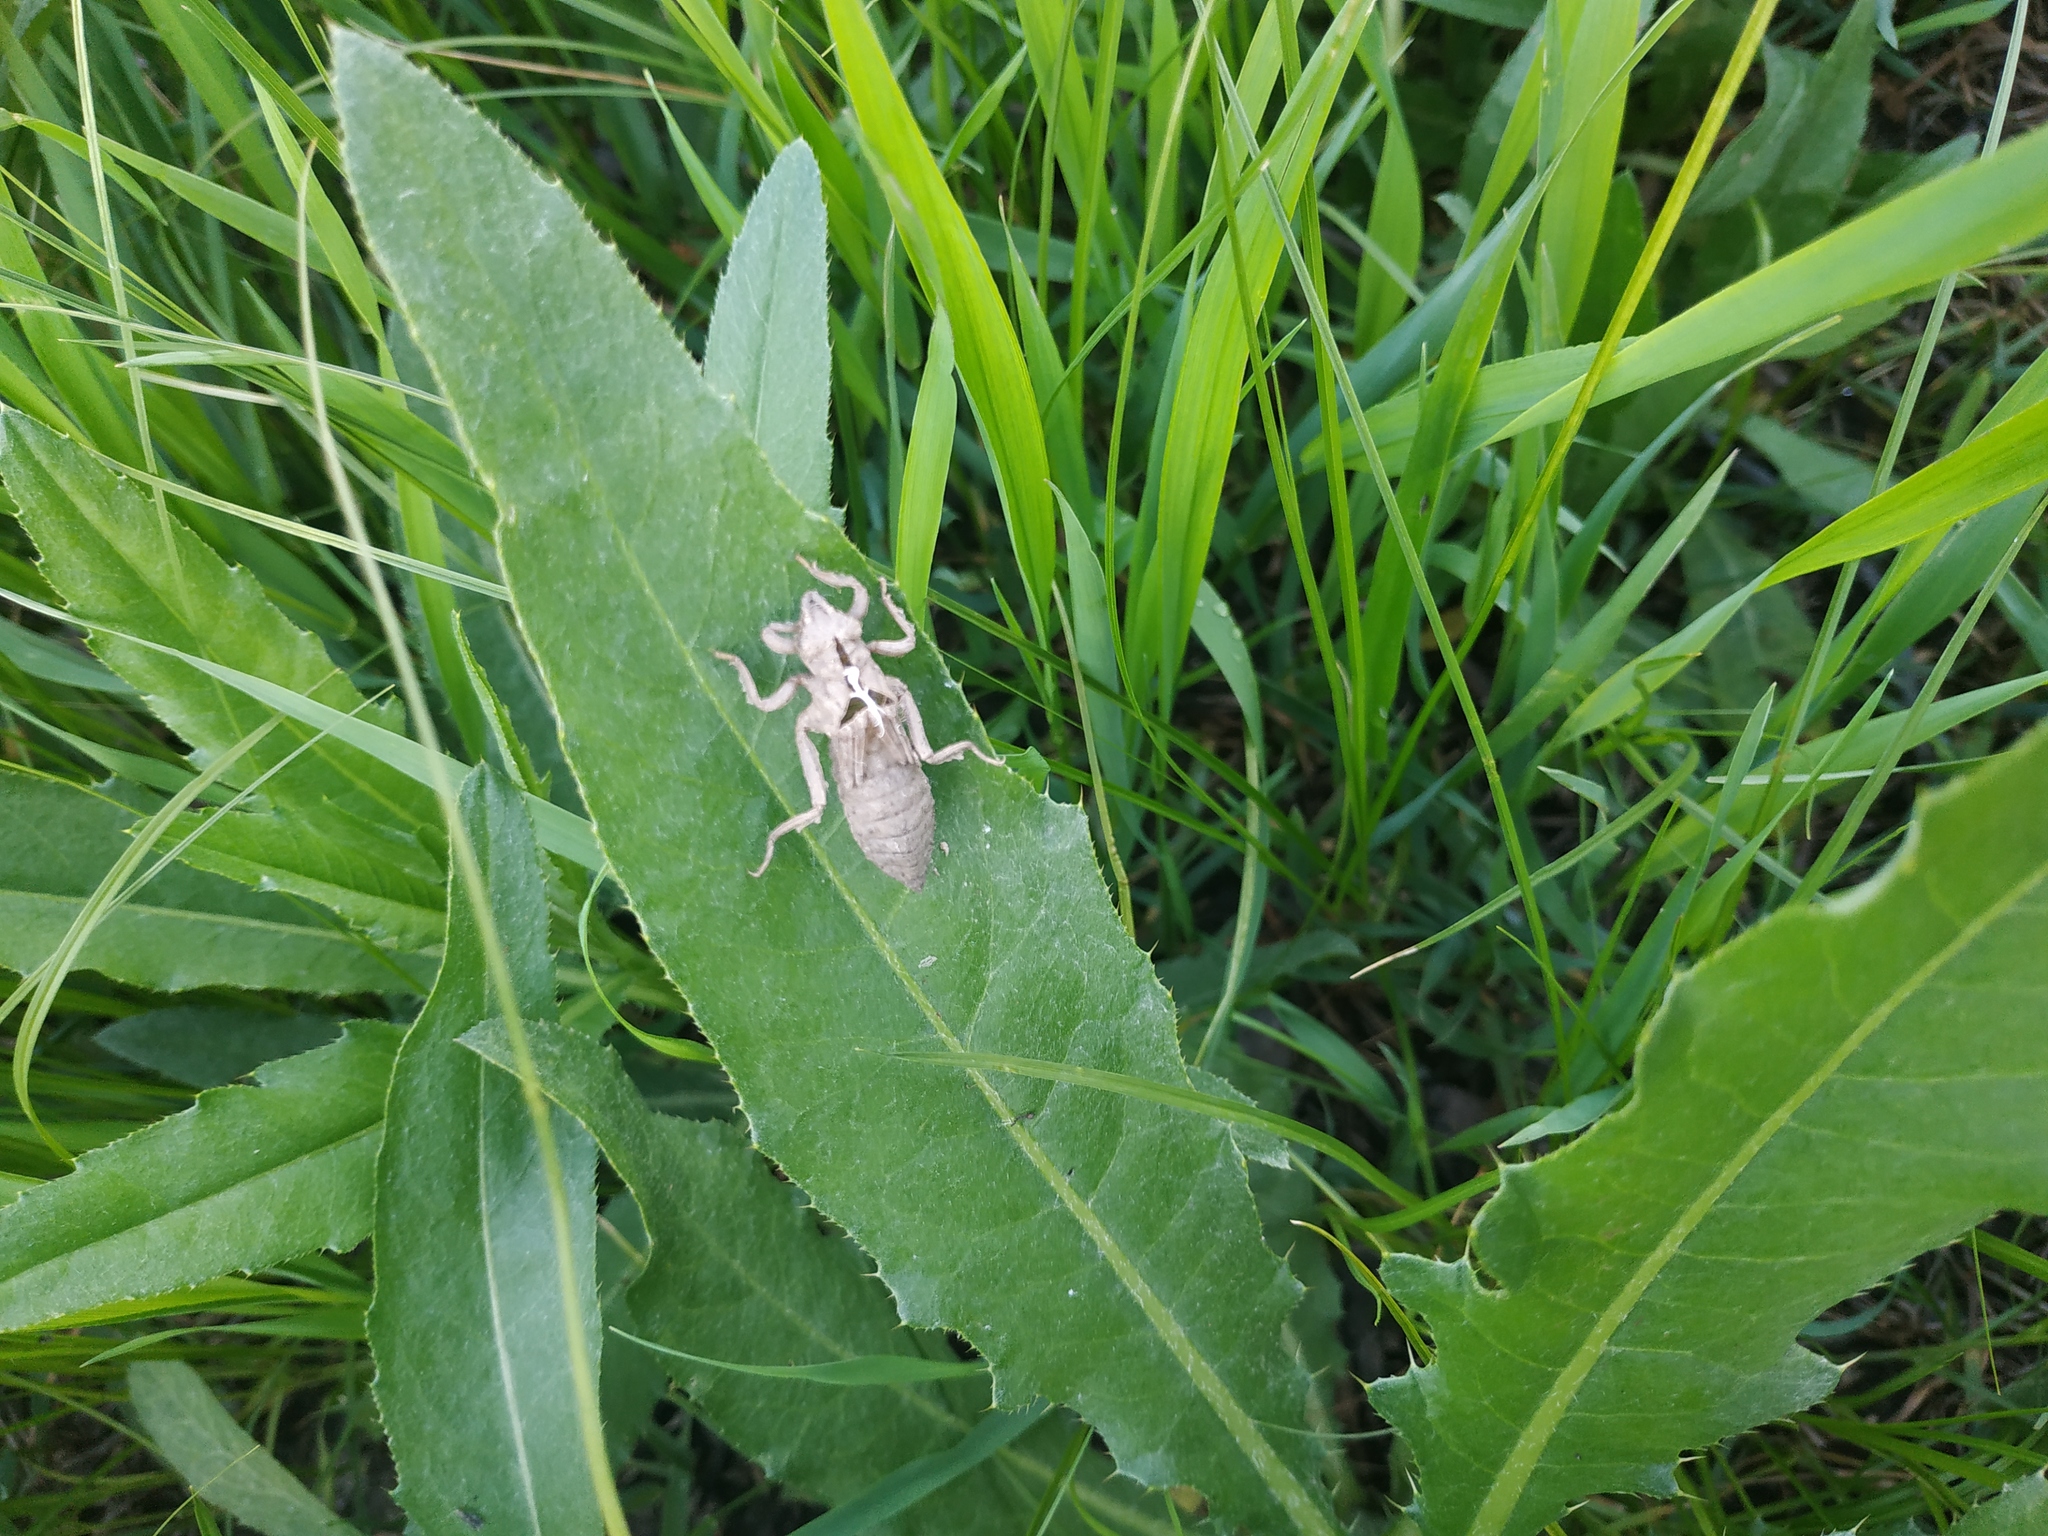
{"left": 1368, "top": 722, "right": 2048, "bottom": 1536}
{"left": 335, "top": 36, "right": 1336, "bottom": 1533}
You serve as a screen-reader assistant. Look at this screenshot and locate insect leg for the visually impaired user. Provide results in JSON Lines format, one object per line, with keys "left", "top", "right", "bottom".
{"left": 868, "top": 583, "right": 918, "bottom": 657}
{"left": 795, "top": 554, "right": 869, "bottom": 620}
{"left": 760, "top": 620, "right": 801, "bottom": 655}
{"left": 892, "top": 681, "right": 1004, "bottom": 767}
{"left": 712, "top": 651, "right": 801, "bottom": 712}
{"left": 753, "top": 705, "right": 833, "bottom": 878}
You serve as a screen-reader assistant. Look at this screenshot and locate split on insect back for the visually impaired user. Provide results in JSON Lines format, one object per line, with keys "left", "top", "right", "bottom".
{"left": 714, "top": 555, "right": 1001, "bottom": 892}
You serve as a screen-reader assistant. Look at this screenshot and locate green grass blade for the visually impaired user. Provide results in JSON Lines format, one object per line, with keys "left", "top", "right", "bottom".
{"left": 1766, "top": 399, "right": 2048, "bottom": 583}
{"left": 894, "top": 306, "right": 956, "bottom": 615}
{"left": 823, "top": 0, "right": 1057, "bottom": 632}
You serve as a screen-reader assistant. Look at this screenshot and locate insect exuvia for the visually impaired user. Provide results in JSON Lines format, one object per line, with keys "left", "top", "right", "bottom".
{"left": 714, "top": 555, "right": 1000, "bottom": 892}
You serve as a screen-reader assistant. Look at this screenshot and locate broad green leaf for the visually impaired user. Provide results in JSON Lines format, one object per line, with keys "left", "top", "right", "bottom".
{"left": 0, "top": 582, "right": 600, "bottom": 872}
{"left": 894, "top": 307, "right": 956, "bottom": 616}
{"left": 0, "top": 1020, "right": 399, "bottom": 1332}
{"left": 1766, "top": 399, "right": 2048, "bottom": 582}
{"left": 459, "top": 1020, "right": 1162, "bottom": 1536}
{"left": 1369, "top": 722, "right": 2048, "bottom": 1536}
{"left": 128, "top": 1360, "right": 357, "bottom": 1536}
{"left": 96, "top": 1007, "right": 342, "bottom": 1088}
{"left": 705, "top": 140, "right": 833, "bottom": 517}
{"left": 0, "top": 411, "right": 442, "bottom": 909}
{"left": 0, "top": 766, "right": 425, "bottom": 995}
{"left": 1953, "top": 1472, "right": 2048, "bottom": 1534}
{"left": 369, "top": 765, "right": 602, "bottom": 1536}
{"left": 823, "top": 0, "right": 1057, "bottom": 628}
{"left": 335, "top": 38, "right": 1333, "bottom": 1532}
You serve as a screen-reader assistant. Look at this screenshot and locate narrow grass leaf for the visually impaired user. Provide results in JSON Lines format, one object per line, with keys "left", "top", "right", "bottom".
{"left": 894, "top": 307, "right": 956, "bottom": 615}
{"left": 611, "top": 1332, "right": 987, "bottom": 1385}
{"left": 1765, "top": 400, "right": 2048, "bottom": 582}
{"left": 822, "top": 0, "right": 1056, "bottom": 628}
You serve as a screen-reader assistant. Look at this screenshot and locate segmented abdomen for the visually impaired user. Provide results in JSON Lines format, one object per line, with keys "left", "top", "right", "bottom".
{"left": 830, "top": 723, "right": 935, "bottom": 890}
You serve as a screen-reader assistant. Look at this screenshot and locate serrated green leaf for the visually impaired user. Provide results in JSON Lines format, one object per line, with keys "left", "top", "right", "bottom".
{"left": 1368, "top": 723, "right": 2048, "bottom": 1536}
{"left": 1953, "top": 1472, "right": 2048, "bottom": 1534}
{"left": 333, "top": 37, "right": 1333, "bottom": 1531}
{"left": 0, "top": 409, "right": 443, "bottom": 929}
{"left": 0, "top": 765, "right": 425, "bottom": 994}
{"left": 96, "top": 1007, "right": 342, "bottom": 1088}
{"left": 369, "top": 765, "right": 602, "bottom": 1536}
{"left": 458, "top": 1019, "right": 1162, "bottom": 1536}
{"left": 0, "top": 1020, "right": 399, "bottom": 1332}
{"left": 128, "top": 1360, "right": 357, "bottom": 1536}
{"left": 705, "top": 140, "right": 833, "bottom": 517}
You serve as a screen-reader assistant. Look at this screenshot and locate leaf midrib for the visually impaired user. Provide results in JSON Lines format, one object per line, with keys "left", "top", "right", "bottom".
{"left": 1470, "top": 850, "right": 2048, "bottom": 1536}
{"left": 0, "top": 888, "right": 393, "bottom": 944}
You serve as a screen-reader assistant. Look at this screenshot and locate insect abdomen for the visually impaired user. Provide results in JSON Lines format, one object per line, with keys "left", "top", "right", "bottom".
{"left": 830, "top": 746, "right": 935, "bottom": 890}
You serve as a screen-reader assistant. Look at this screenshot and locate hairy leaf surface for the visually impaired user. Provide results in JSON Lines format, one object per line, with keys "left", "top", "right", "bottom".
{"left": 1369, "top": 723, "right": 2048, "bottom": 1536}
{"left": 0, "top": 1021, "right": 398, "bottom": 1331}
{"left": 463, "top": 1018, "right": 1163, "bottom": 1535}
{"left": 369, "top": 765, "right": 601, "bottom": 1536}
{"left": 335, "top": 37, "right": 1332, "bottom": 1533}
{"left": 703, "top": 140, "right": 832, "bottom": 518}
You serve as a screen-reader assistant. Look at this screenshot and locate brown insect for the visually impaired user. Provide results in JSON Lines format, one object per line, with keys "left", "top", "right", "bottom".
{"left": 714, "top": 556, "right": 1000, "bottom": 891}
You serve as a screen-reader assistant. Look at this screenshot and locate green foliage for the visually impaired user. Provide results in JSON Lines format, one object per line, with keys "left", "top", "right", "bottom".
{"left": 0, "top": 767, "right": 415, "bottom": 994}
{"left": 1, "top": 0, "right": 2044, "bottom": 1528}
{"left": 1371, "top": 721, "right": 2048, "bottom": 1536}
{"left": 127, "top": 1360, "right": 358, "bottom": 1536}
{"left": 0, "top": 1021, "right": 397, "bottom": 1331}
{"left": 335, "top": 38, "right": 1330, "bottom": 1530}
{"left": 461, "top": 1017, "right": 1155, "bottom": 1534}
{"left": 368, "top": 765, "right": 602, "bottom": 1536}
